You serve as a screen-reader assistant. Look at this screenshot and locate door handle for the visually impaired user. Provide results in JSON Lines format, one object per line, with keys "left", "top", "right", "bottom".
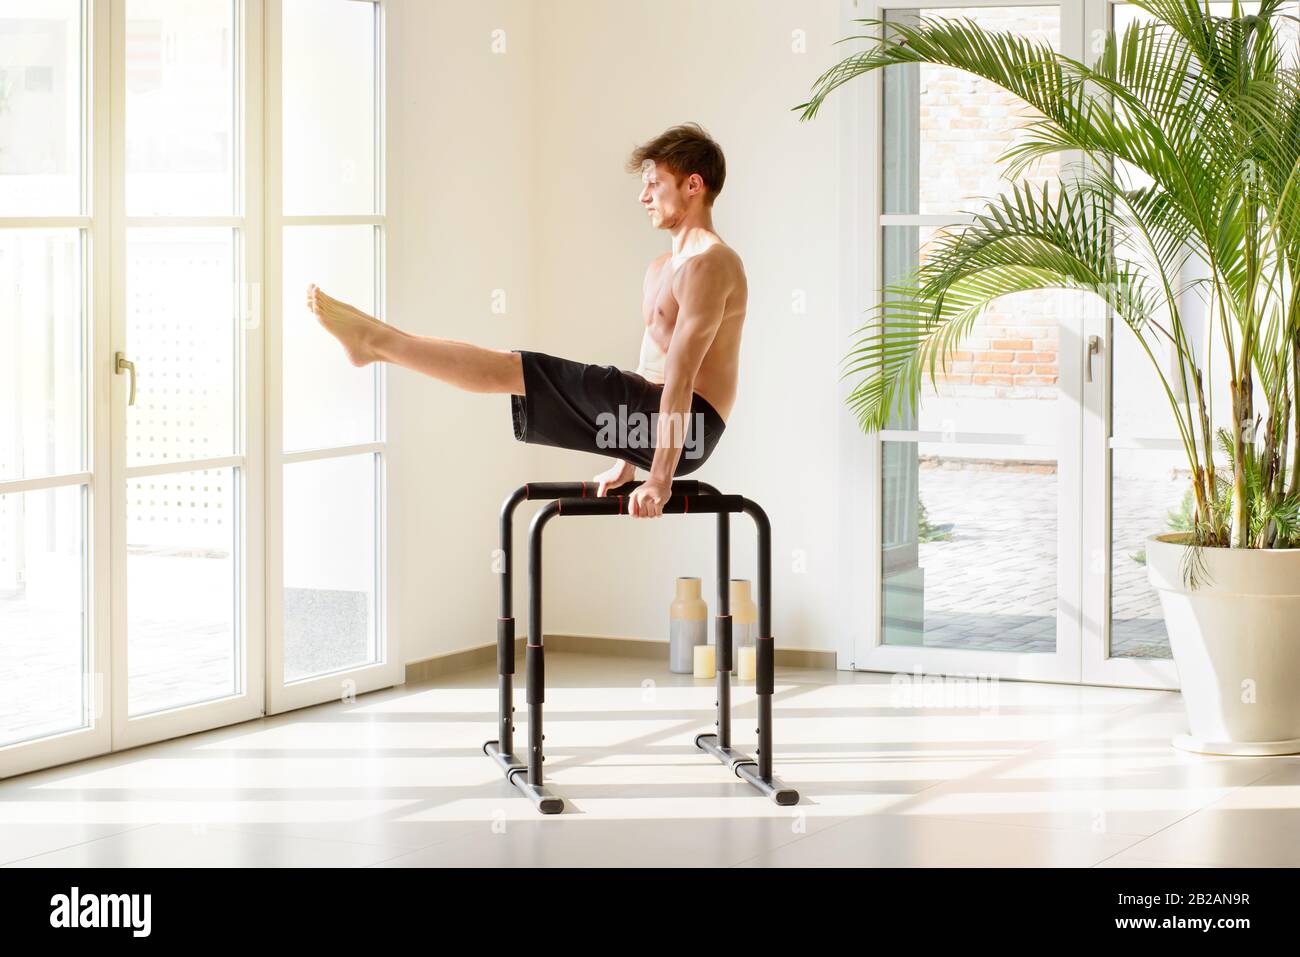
{"left": 1085, "top": 335, "right": 1101, "bottom": 384}
{"left": 115, "top": 352, "right": 137, "bottom": 406}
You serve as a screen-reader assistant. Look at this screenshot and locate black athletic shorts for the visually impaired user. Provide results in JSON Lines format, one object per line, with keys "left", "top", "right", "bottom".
{"left": 509, "top": 349, "right": 725, "bottom": 475}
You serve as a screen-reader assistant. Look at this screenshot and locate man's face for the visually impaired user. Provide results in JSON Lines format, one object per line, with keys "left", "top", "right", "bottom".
{"left": 638, "top": 160, "right": 689, "bottom": 229}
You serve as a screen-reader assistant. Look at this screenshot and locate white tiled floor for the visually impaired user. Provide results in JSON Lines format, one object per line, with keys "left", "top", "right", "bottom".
{"left": 3, "top": 652, "right": 1297, "bottom": 867}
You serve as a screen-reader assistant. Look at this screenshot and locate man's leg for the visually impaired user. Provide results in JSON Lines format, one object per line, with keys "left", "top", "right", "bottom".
{"left": 307, "top": 284, "right": 524, "bottom": 395}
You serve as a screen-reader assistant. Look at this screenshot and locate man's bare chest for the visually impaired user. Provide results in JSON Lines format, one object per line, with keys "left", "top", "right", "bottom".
{"left": 642, "top": 264, "right": 680, "bottom": 338}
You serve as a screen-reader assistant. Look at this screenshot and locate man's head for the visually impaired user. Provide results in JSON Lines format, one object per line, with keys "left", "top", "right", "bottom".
{"left": 626, "top": 123, "right": 726, "bottom": 229}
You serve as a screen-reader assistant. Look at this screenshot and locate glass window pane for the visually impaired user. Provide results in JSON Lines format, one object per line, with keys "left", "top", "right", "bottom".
{"left": 0, "top": 0, "right": 83, "bottom": 215}
{"left": 128, "top": 466, "right": 238, "bottom": 716}
{"left": 0, "top": 484, "right": 87, "bottom": 746}
{"left": 881, "top": 225, "right": 1066, "bottom": 433}
{"left": 126, "top": 227, "right": 235, "bottom": 468}
{"left": 1110, "top": 448, "right": 1177, "bottom": 659}
{"left": 883, "top": 440, "right": 1057, "bottom": 652}
{"left": 283, "top": 453, "right": 377, "bottom": 682}
{"left": 0, "top": 228, "right": 83, "bottom": 482}
{"left": 883, "top": 6, "right": 1061, "bottom": 215}
{"left": 282, "top": 0, "right": 375, "bottom": 215}
{"left": 282, "top": 224, "right": 376, "bottom": 451}
{"left": 125, "top": 0, "right": 235, "bottom": 216}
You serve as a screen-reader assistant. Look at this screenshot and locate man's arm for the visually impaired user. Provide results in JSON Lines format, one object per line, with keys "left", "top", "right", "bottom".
{"left": 631, "top": 254, "right": 730, "bottom": 514}
{"left": 601, "top": 259, "right": 671, "bottom": 494}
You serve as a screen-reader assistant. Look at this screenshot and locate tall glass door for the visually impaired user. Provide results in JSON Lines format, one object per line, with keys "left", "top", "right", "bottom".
{"left": 110, "top": 0, "right": 264, "bottom": 747}
{"left": 854, "top": 1, "right": 1086, "bottom": 682}
{"left": 1075, "top": 0, "right": 1299, "bottom": 688}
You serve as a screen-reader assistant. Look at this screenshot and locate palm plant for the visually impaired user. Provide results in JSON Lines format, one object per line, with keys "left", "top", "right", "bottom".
{"left": 798, "top": 0, "right": 1300, "bottom": 548}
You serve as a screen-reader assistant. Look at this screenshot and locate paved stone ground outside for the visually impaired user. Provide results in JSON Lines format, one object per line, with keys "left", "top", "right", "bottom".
{"left": 901, "top": 463, "right": 1178, "bottom": 659}
{"left": 1, "top": 553, "right": 371, "bottom": 747}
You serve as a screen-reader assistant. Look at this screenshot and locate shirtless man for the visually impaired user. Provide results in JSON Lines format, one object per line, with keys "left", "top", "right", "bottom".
{"left": 308, "top": 122, "right": 747, "bottom": 519}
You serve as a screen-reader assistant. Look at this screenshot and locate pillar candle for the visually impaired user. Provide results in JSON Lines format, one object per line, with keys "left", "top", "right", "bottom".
{"left": 737, "top": 645, "right": 757, "bottom": 681}
{"left": 693, "top": 644, "right": 716, "bottom": 679}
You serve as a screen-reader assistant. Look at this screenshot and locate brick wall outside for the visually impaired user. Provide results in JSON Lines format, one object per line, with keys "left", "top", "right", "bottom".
{"left": 912, "top": 7, "right": 1062, "bottom": 401}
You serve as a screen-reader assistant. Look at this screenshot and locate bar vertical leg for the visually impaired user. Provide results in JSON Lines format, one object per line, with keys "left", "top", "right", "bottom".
{"left": 731, "top": 500, "right": 798, "bottom": 805}
{"left": 498, "top": 617, "right": 515, "bottom": 754}
{"left": 526, "top": 645, "right": 543, "bottom": 785}
{"left": 756, "top": 638, "right": 774, "bottom": 782}
{"left": 515, "top": 504, "right": 562, "bottom": 813}
{"left": 715, "top": 510, "right": 731, "bottom": 749}
{"left": 753, "top": 501, "right": 774, "bottom": 781}
{"left": 484, "top": 488, "right": 526, "bottom": 780}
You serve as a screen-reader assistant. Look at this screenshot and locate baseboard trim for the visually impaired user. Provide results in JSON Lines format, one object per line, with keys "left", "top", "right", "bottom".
{"left": 405, "top": 634, "right": 835, "bottom": 684}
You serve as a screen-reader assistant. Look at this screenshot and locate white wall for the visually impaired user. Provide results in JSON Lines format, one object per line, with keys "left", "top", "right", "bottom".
{"left": 387, "top": 0, "right": 847, "bottom": 661}
{"left": 385, "top": 0, "right": 539, "bottom": 663}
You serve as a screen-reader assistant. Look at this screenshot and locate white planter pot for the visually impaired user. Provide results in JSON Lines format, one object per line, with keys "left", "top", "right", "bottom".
{"left": 1147, "top": 533, "right": 1300, "bottom": 755}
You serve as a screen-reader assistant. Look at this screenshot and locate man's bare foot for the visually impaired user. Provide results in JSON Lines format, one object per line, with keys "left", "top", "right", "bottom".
{"left": 306, "top": 283, "right": 386, "bottom": 367}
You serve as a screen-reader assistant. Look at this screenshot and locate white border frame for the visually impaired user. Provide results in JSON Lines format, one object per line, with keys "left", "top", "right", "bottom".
{"left": 0, "top": 0, "right": 114, "bottom": 778}
{"left": 108, "top": 0, "right": 266, "bottom": 750}
{"left": 841, "top": 0, "right": 1090, "bottom": 684}
{"left": 264, "top": 0, "right": 399, "bottom": 716}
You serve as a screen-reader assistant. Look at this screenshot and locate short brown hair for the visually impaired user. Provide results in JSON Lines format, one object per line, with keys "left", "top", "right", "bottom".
{"left": 626, "top": 123, "right": 726, "bottom": 206}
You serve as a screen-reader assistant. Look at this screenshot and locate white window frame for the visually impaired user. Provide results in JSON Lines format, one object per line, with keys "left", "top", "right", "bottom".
{"left": 0, "top": 0, "right": 112, "bottom": 778}
{"left": 264, "top": 0, "right": 398, "bottom": 715}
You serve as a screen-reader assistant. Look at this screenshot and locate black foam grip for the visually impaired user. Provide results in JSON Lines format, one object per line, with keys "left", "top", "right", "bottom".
{"left": 756, "top": 637, "right": 774, "bottom": 695}
{"left": 526, "top": 643, "right": 544, "bottom": 705}
{"left": 497, "top": 617, "right": 515, "bottom": 674}
{"left": 715, "top": 614, "right": 733, "bottom": 671}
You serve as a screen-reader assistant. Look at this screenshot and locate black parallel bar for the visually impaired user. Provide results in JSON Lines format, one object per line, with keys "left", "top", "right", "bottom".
{"left": 487, "top": 480, "right": 795, "bottom": 813}
{"left": 556, "top": 493, "right": 744, "bottom": 517}
{"left": 693, "top": 497, "right": 798, "bottom": 806}
{"left": 523, "top": 481, "right": 591, "bottom": 499}
{"left": 527, "top": 502, "right": 558, "bottom": 791}
{"left": 490, "top": 486, "right": 528, "bottom": 760}
{"left": 485, "top": 482, "right": 714, "bottom": 809}
{"left": 716, "top": 503, "right": 731, "bottom": 747}
{"left": 743, "top": 498, "right": 775, "bottom": 782}
{"left": 496, "top": 616, "right": 515, "bottom": 753}
{"left": 499, "top": 486, "right": 527, "bottom": 615}
{"left": 523, "top": 479, "right": 705, "bottom": 500}
{"left": 525, "top": 641, "right": 545, "bottom": 787}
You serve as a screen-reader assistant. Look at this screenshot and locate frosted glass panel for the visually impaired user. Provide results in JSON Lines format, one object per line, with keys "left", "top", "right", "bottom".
{"left": 125, "top": 0, "right": 235, "bottom": 215}
{"left": 283, "top": 453, "right": 377, "bottom": 681}
{"left": 282, "top": 225, "right": 376, "bottom": 451}
{"left": 0, "top": 485, "right": 87, "bottom": 747}
{"left": 282, "top": 0, "right": 375, "bottom": 215}
{"left": 128, "top": 467, "right": 238, "bottom": 716}
{"left": 125, "top": 228, "right": 236, "bottom": 468}
{"left": 0, "top": 229, "right": 83, "bottom": 482}
{"left": 0, "top": 0, "right": 83, "bottom": 214}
